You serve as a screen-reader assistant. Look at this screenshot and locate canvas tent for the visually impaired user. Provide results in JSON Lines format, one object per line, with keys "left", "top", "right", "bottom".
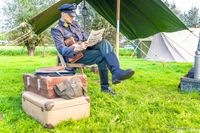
{"left": 145, "top": 28, "right": 200, "bottom": 62}
{"left": 29, "top": 0, "right": 187, "bottom": 40}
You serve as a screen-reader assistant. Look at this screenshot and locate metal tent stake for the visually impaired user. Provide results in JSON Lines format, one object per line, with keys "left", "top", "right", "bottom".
{"left": 194, "top": 33, "right": 200, "bottom": 80}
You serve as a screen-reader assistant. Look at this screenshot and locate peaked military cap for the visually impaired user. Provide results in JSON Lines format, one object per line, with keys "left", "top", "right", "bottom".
{"left": 58, "top": 3, "right": 77, "bottom": 17}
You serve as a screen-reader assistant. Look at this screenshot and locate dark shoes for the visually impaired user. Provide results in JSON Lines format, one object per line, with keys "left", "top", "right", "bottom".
{"left": 101, "top": 52, "right": 135, "bottom": 94}
{"left": 112, "top": 69, "right": 135, "bottom": 84}
{"left": 101, "top": 69, "right": 134, "bottom": 95}
{"left": 101, "top": 87, "right": 116, "bottom": 95}
{"left": 104, "top": 52, "right": 135, "bottom": 84}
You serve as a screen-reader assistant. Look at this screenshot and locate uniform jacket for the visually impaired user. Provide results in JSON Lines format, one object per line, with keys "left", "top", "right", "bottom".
{"left": 51, "top": 19, "right": 88, "bottom": 62}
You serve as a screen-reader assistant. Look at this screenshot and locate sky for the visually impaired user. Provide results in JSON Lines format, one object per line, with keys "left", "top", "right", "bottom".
{"left": 167, "top": 0, "right": 200, "bottom": 13}
{"left": 0, "top": 0, "right": 200, "bottom": 32}
{"left": 0, "top": 0, "right": 6, "bottom": 21}
{"left": 0, "top": 0, "right": 7, "bottom": 32}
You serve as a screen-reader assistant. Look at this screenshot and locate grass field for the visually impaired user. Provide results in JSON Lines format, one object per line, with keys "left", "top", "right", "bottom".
{"left": 0, "top": 55, "right": 200, "bottom": 132}
{"left": 0, "top": 46, "right": 134, "bottom": 57}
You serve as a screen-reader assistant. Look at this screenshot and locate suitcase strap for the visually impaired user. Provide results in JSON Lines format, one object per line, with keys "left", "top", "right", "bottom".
{"left": 26, "top": 77, "right": 30, "bottom": 87}
{"left": 37, "top": 79, "right": 41, "bottom": 91}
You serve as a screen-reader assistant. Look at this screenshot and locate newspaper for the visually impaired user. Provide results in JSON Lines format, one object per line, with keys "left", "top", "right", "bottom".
{"left": 87, "top": 28, "right": 105, "bottom": 47}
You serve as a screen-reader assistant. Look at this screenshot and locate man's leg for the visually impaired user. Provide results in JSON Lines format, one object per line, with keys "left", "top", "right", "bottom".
{"left": 90, "top": 39, "right": 114, "bottom": 56}
{"left": 90, "top": 39, "right": 135, "bottom": 84}
{"left": 76, "top": 50, "right": 116, "bottom": 95}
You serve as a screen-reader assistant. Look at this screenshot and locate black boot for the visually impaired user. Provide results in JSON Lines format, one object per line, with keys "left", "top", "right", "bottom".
{"left": 99, "top": 69, "right": 116, "bottom": 95}
{"left": 104, "top": 52, "right": 135, "bottom": 84}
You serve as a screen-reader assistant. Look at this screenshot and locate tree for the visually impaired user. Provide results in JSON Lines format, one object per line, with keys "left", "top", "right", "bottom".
{"left": 181, "top": 7, "right": 200, "bottom": 27}
{"left": 3, "top": 0, "right": 56, "bottom": 56}
{"left": 162, "top": 0, "right": 200, "bottom": 28}
{"left": 162, "top": 0, "right": 181, "bottom": 17}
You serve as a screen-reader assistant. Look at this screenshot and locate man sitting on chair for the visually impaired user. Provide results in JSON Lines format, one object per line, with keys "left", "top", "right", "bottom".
{"left": 51, "top": 3, "right": 134, "bottom": 95}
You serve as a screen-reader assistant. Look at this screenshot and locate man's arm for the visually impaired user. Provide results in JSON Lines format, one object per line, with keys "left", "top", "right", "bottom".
{"left": 51, "top": 28, "right": 76, "bottom": 58}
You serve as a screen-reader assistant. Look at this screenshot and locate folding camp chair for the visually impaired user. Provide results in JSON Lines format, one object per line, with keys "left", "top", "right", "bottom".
{"left": 57, "top": 52, "right": 85, "bottom": 74}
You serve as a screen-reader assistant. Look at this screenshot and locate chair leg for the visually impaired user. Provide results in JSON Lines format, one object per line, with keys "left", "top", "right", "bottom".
{"left": 80, "top": 67, "right": 84, "bottom": 74}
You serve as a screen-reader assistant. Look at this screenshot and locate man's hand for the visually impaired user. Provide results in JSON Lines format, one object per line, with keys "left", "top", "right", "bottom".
{"left": 80, "top": 42, "right": 88, "bottom": 49}
{"left": 73, "top": 42, "right": 88, "bottom": 52}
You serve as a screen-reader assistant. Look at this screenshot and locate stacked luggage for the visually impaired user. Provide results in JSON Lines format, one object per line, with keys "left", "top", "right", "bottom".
{"left": 22, "top": 66, "right": 90, "bottom": 128}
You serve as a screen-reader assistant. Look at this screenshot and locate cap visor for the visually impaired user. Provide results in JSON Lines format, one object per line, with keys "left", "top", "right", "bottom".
{"left": 62, "top": 11, "right": 76, "bottom": 17}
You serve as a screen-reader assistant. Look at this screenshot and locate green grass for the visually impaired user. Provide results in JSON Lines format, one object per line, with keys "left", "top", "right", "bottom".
{"left": 0, "top": 46, "right": 134, "bottom": 57}
{"left": 0, "top": 56, "right": 200, "bottom": 132}
{"left": 0, "top": 46, "right": 57, "bottom": 56}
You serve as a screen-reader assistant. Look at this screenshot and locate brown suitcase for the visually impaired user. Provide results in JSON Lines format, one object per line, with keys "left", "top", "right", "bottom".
{"left": 23, "top": 73, "right": 87, "bottom": 99}
{"left": 22, "top": 91, "right": 90, "bottom": 128}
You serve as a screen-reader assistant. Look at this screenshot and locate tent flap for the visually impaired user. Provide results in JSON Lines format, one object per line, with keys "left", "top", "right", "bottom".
{"left": 29, "top": 0, "right": 187, "bottom": 40}
{"left": 29, "top": 0, "right": 82, "bottom": 34}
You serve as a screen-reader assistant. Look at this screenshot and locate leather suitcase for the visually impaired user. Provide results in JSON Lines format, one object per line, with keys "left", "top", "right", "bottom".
{"left": 23, "top": 74, "right": 87, "bottom": 99}
{"left": 22, "top": 91, "right": 90, "bottom": 128}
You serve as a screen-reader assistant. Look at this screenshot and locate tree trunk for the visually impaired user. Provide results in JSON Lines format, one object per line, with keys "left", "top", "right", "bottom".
{"left": 43, "top": 46, "right": 46, "bottom": 57}
{"left": 27, "top": 47, "right": 35, "bottom": 56}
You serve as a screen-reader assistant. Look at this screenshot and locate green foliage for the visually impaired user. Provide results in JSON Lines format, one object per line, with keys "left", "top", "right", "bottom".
{"left": 162, "top": 0, "right": 182, "bottom": 16}
{"left": 118, "top": 48, "right": 134, "bottom": 57}
{"left": 0, "top": 34, "right": 7, "bottom": 40}
{"left": 0, "top": 46, "right": 133, "bottom": 57}
{"left": 162, "top": 0, "right": 200, "bottom": 27}
{"left": 1, "top": 55, "right": 200, "bottom": 132}
{"left": 3, "top": 0, "right": 56, "bottom": 28}
{"left": 0, "top": 46, "right": 56, "bottom": 56}
{"left": 2, "top": 0, "right": 56, "bottom": 56}
{"left": 181, "top": 7, "right": 200, "bottom": 28}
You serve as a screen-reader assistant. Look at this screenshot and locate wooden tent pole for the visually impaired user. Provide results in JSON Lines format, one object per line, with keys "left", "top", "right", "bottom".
{"left": 116, "top": 0, "right": 120, "bottom": 57}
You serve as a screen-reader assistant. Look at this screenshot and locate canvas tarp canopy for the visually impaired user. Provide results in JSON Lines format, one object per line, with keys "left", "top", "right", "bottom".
{"left": 145, "top": 28, "right": 200, "bottom": 62}
{"left": 29, "top": 0, "right": 187, "bottom": 40}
